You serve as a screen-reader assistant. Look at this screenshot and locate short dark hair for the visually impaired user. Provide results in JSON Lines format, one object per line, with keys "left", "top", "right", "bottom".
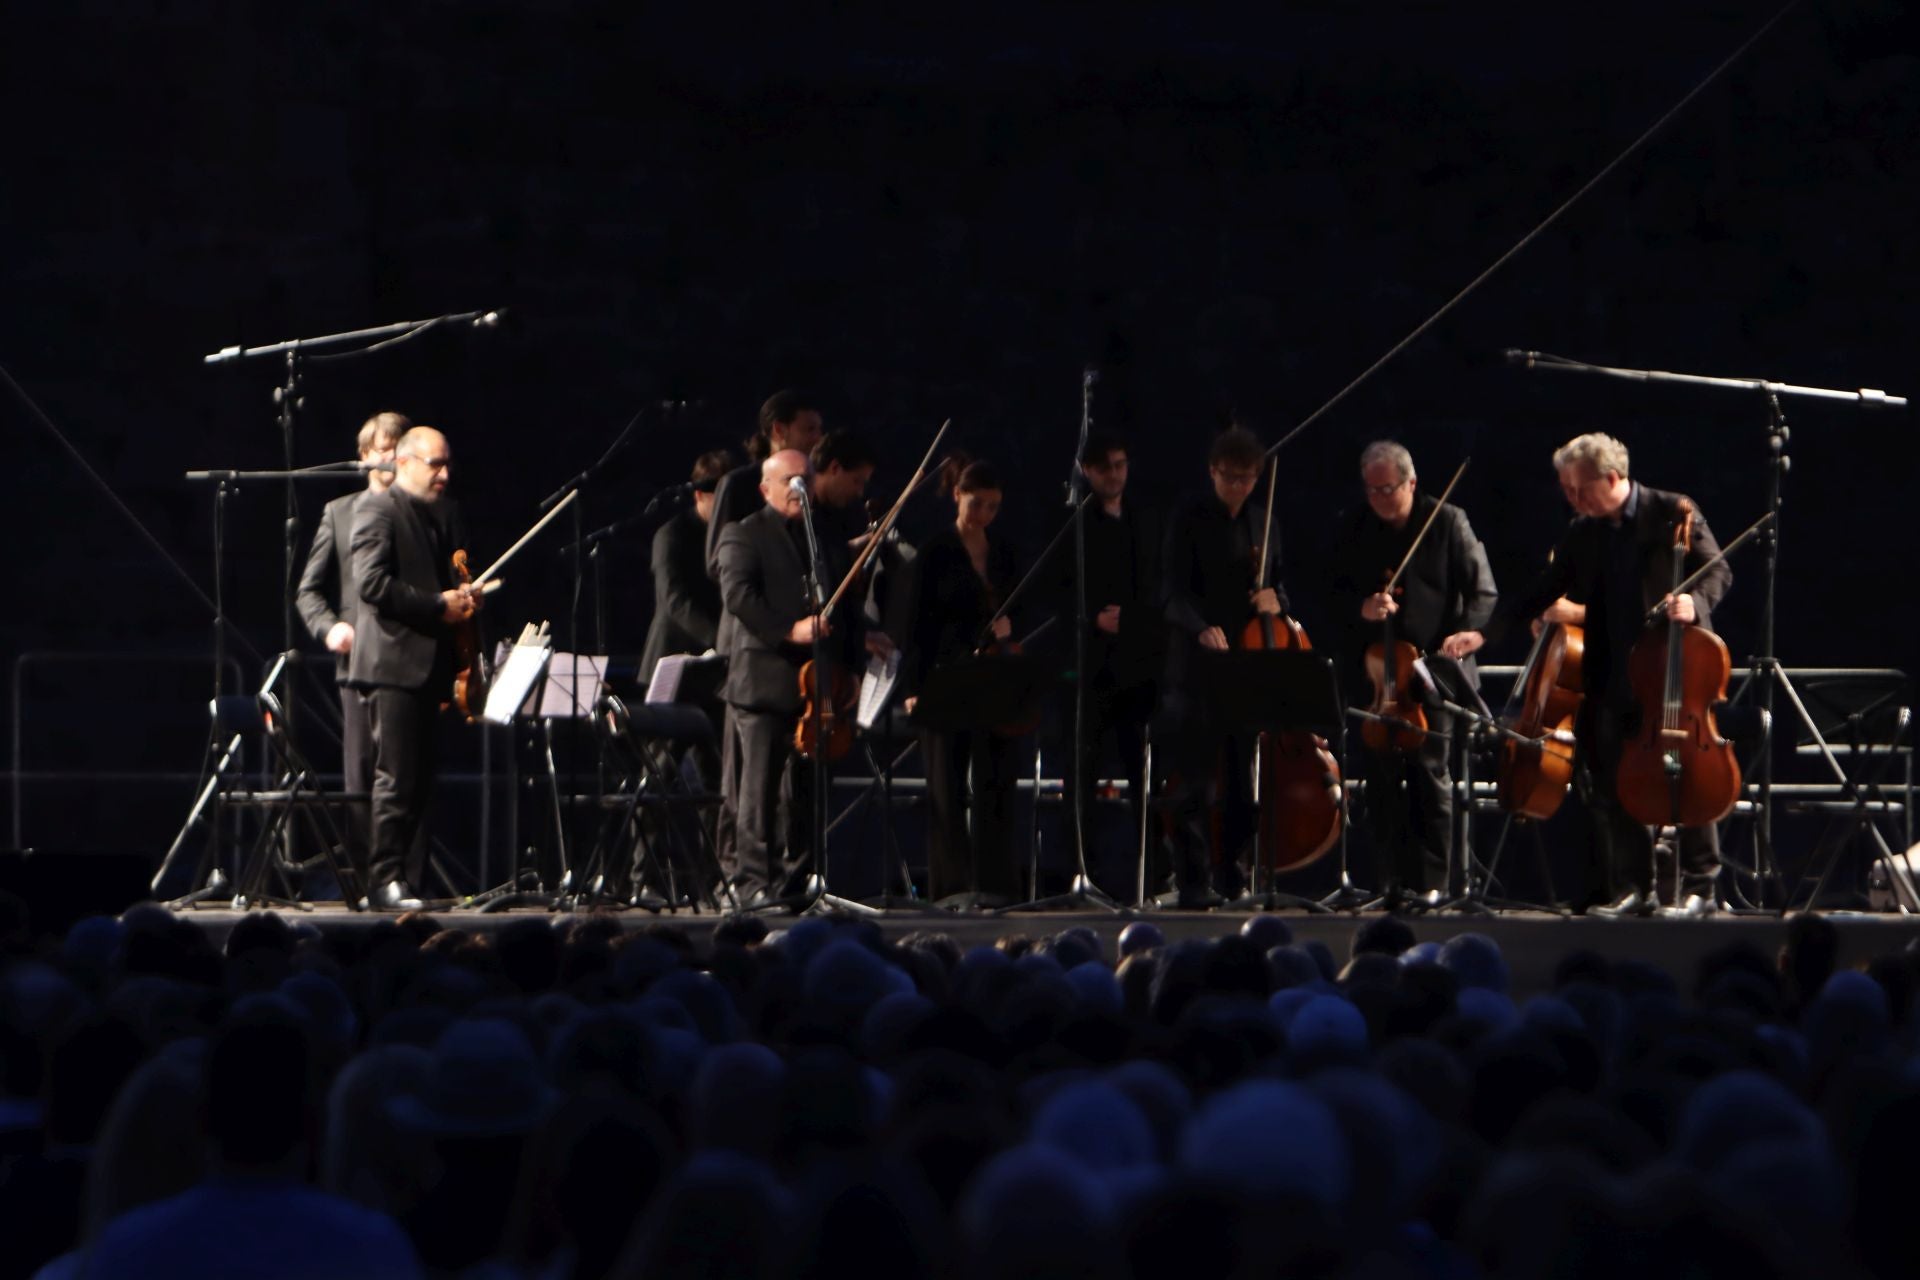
{"left": 1079, "top": 432, "right": 1127, "bottom": 470}
{"left": 750, "top": 389, "right": 820, "bottom": 459}
{"left": 690, "top": 449, "right": 732, "bottom": 492}
{"left": 356, "top": 411, "right": 411, "bottom": 454}
{"left": 811, "top": 430, "right": 876, "bottom": 474}
{"left": 1208, "top": 427, "right": 1265, "bottom": 471}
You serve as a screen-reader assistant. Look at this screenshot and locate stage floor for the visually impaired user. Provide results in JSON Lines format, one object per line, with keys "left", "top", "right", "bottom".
{"left": 171, "top": 901, "right": 1920, "bottom": 997}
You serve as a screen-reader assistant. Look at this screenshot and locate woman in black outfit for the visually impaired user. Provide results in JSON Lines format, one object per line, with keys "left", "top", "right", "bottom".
{"left": 905, "top": 456, "right": 1025, "bottom": 905}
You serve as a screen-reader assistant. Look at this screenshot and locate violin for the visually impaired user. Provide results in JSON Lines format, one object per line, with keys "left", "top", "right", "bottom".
{"left": 1358, "top": 459, "right": 1469, "bottom": 754}
{"left": 1360, "top": 581, "right": 1428, "bottom": 753}
{"left": 1495, "top": 618, "right": 1584, "bottom": 820}
{"left": 1615, "top": 502, "right": 1741, "bottom": 827}
{"left": 1235, "top": 458, "right": 1342, "bottom": 873}
{"left": 795, "top": 656, "right": 858, "bottom": 760}
{"left": 448, "top": 548, "right": 488, "bottom": 722}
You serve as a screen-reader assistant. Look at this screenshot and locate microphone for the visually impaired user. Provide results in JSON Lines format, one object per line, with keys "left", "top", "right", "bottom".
{"left": 1503, "top": 349, "right": 1541, "bottom": 368}
{"left": 1083, "top": 365, "right": 1099, "bottom": 385}
{"left": 354, "top": 460, "right": 396, "bottom": 472}
{"left": 471, "top": 309, "right": 507, "bottom": 330}
{"left": 787, "top": 475, "right": 809, "bottom": 495}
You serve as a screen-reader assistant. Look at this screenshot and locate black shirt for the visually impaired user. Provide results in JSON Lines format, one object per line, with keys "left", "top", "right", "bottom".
{"left": 1160, "top": 489, "right": 1286, "bottom": 639}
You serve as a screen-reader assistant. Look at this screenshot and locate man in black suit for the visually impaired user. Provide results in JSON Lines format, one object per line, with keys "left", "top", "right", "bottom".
{"left": 1052, "top": 433, "right": 1162, "bottom": 888}
{"left": 348, "top": 425, "right": 483, "bottom": 910}
{"left": 638, "top": 448, "right": 731, "bottom": 684}
{"left": 714, "top": 448, "right": 888, "bottom": 906}
{"left": 1157, "top": 427, "right": 1286, "bottom": 908}
{"left": 1514, "top": 432, "right": 1731, "bottom": 916}
{"left": 704, "top": 389, "right": 825, "bottom": 578}
{"left": 1328, "top": 440, "right": 1498, "bottom": 901}
{"left": 296, "top": 411, "right": 408, "bottom": 893}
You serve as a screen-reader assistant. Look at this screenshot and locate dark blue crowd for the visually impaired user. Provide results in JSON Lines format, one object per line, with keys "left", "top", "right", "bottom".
{"left": 1, "top": 891, "right": 1914, "bottom": 1279}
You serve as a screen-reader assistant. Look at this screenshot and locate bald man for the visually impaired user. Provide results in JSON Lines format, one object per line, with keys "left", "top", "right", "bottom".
{"left": 714, "top": 448, "right": 887, "bottom": 906}
{"left": 348, "top": 425, "right": 481, "bottom": 910}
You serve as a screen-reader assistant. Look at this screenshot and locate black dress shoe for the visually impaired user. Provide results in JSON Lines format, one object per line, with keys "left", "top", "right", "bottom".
{"left": 371, "top": 880, "right": 424, "bottom": 911}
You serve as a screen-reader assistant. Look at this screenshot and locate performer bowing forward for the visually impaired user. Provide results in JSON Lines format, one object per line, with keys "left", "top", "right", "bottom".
{"left": 1328, "top": 441, "right": 1497, "bottom": 901}
{"left": 905, "top": 456, "right": 1026, "bottom": 906}
{"left": 1512, "top": 432, "right": 1731, "bottom": 916}
{"left": 1156, "top": 427, "right": 1286, "bottom": 908}
{"left": 347, "top": 426, "right": 482, "bottom": 911}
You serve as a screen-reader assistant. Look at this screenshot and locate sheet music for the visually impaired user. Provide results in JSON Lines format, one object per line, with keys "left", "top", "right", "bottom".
{"left": 539, "top": 654, "right": 607, "bottom": 718}
{"left": 856, "top": 649, "right": 901, "bottom": 730}
{"left": 483, "top": 642, "right": 552, "bottom": 725}
{"left": 646, "top": 651, "right": 703, "bottom": 704}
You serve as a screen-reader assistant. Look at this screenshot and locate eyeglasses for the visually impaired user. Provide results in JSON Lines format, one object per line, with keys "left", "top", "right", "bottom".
{"left": 1364, "top": 480, "right": 1408, "bottom": 497}
{"left": 1212, "top": 468, "right": 1261, "bottom": 486}
{"left": 403, "top": 455, "right": 451, "bottom": 471}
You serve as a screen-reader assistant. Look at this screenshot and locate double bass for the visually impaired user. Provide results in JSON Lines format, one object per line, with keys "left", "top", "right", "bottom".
{"left": 1615, "top": 502, "right": 1741, "bottom": 827}
{"left": 1237, "top": 459, "right": 1342, "bottom": 872}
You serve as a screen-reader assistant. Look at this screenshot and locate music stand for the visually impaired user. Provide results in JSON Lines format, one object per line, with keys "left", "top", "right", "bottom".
{"left": 1185, "top": 648, "right": 1343, "bottom": 914}
{"left": 910, "top": 652, "right": 1052, "bottom": 910}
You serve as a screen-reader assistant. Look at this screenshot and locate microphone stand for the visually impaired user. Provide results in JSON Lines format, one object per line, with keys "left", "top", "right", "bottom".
{"left": 1510, "top": 351, "right": 1907, "bottom": 911}
{"left": 792, "top": 483, "right": 879, "bottom": 917}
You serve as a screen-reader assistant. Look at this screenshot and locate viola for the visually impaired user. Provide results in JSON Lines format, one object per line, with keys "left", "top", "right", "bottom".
{"left": 1495, "top": 619, "right": 1584, "bottom": 820}
{"left": 448, "top": 548, "right": 488, "bottom": 722}
{"left": 1615, "top": 502, "right": 1741, "bottom": 827}
{"left": 1360, "top": 582, "right": 1428, "bottom": 754}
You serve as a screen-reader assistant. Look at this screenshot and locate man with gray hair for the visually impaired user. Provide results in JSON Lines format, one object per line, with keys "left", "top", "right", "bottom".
{"left": 1329, "top": 440, "right": 1497, "bottom": 903}
{"left": 1514, "top": 432, "right": 1730, "bottom": 916}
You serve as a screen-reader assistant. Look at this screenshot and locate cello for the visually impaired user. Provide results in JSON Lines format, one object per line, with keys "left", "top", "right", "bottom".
{"left": 1237, "top": 459, "right": 1342, "bottom": 873}
{"left": 1494, "top": 617, "right": 1584, "bottom": 820}
{"left": 1615, "top": 501, "right": 1741, "bottom": 827}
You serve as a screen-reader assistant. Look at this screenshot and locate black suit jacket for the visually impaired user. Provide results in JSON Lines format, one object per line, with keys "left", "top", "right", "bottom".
{"left": 296, "top": 489, "right": 368, "bottom": 678}
{"left": 1510, "top": 482, "right": 1730, "bottom": 704}
{"left": 1037, "top": 500, "right": 1164, "bottom": 689}
{"left": 716, "top": 505, "right": 855, "bottom": 712}
{"left": 348, "top": 488, "right": 466, "bottom": 692}
{"left": 640, "top": 508, "right": 721, "bottom": 681}
{"left": 1328, "top": 494, "right": 1498, "bottom": 691}
{"left": 703, "top": 462, "right": 764, "bottom": 580}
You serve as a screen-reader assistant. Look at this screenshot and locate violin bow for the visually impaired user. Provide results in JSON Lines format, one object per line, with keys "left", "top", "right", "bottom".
{"left": 1642, "top": 509, "right": 1775, "bottom": 624}
{"left": 819, "top": 418, "right": 951, "bottom": 618}
{"left": 1254, "top": 457, "right": 1279, "bottom": 588}
{"left": 1381, "top": 457, "right": 1470, "bottom": 595}
{"left": 974, "top": 492, "right": 1093, "bottom": 648}
{"left": 473, "top": 489, "right": 579, "bottom": 588}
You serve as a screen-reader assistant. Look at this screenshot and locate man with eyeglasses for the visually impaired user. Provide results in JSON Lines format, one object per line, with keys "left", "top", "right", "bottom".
{"left": 1328, "top": 440, "right": 1497, "bottom": 907}
{"left": 1155, "top": 426, "right": 1287, "bottom": 907}
{"left": 1514, "top": 431, "right": 1730, "bottom": 917}
{"left": 348, "top": 426, "right": 483, "bottom": 910}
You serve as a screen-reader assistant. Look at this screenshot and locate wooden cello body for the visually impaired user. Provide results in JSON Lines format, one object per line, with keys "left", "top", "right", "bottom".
{"left": 1615, "top": 504, "right": 1741, "bottom": 827}
{"left": 1496, "top": 621, "right": 1584, "bottom": 820}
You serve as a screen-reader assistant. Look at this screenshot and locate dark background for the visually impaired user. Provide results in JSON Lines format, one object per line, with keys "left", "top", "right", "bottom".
{"left": 3, "top": 1, "right": 1914, "bottom": 888}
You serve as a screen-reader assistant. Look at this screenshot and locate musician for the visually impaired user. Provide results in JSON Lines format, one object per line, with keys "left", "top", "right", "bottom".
{"left": 295, "top": 411, "right": 408, "bottom": 894}
{"left": 1328, "top": 441, "right": 1498, "bottom": 902}
{"left": 1053, "top": 433, "right": 1162, "bottom": 884}
{"left": 1157, "top": 427, "right": 1285, "bottom": 908}
{"left": 638, "top": 449, "right": 731, "bottom": 684}
{"left": 1516, "top": 432, "right": 1730, "bottom": 916}
{"left": 903, "top": 456, "right": 1025, "bottom": 905}
{"left": 704, "top": 389, "right": 826, "bottom": 578}
{"left": 347, "top": 426, "right": 482, "bottom": 911}
{"left": 809, "top": 430, "right": 879, "bottom": 546}
{"left": 714, "top": 448, "right": 886, "bottom": 907}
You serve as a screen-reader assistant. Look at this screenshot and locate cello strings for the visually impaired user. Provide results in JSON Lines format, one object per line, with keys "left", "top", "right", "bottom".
{"left": 1264, "top": 0, "right": 1804, "bottom": 461}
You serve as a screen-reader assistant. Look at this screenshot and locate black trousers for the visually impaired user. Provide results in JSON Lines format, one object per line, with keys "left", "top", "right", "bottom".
{"left": 365, "top": 683, "right": 439, "bottom": 891}
{"left": 719, "top": 703, "right": 816, "bottom": 898}
{"left": 922, "top": 727, "right": 1022, "bottom": 902}
{"left": 340, "top": 684, "right": 374, "bottom": 885}
{"left": 1161, "top": 717, "right": 1256, "bottom": 898}
{"left": 1580, "top": 699, "right": 1721, "bottom": 904}
{"left": 1066, "top": 675, "right": 1154, "bottom": 890}
{"left": 1360, "top": 704, "right": 1453, "bottom": 893}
